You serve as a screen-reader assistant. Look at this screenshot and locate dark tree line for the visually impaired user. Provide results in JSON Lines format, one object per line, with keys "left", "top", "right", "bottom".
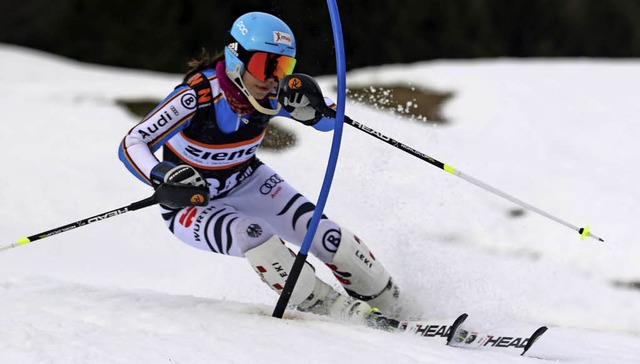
{"left": 3, "top": 0, "right": 640, "bottom": 76}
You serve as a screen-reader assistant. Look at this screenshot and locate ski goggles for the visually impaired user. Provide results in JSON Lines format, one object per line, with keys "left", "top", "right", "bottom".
{"left": 245, "top": 51, "right": 297, "bottom": 82}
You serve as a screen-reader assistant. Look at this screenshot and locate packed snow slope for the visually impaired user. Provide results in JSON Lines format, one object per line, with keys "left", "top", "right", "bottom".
{"left": 1, "top": 44, "right": 639, "bottom": 363}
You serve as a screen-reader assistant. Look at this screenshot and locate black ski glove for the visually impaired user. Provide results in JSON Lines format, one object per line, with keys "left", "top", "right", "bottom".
{"left": 278, "top": 74, "right": 326, "bottom": 125}
{"left": 150, "top": 161, "right": 209, "bottom": 209}
{"left": 281, "top": 93, "right": 323, "bottom": 125}
{"left": 150, "top": 161, "right": 206, "bottom": 189}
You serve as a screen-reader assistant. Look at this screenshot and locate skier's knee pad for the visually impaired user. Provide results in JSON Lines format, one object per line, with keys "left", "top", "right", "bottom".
{"left": 327, "top": 227, "right": 400, "bottom": 316}
{"left": 244, "top": 235, "right": 317, "bottom": 305}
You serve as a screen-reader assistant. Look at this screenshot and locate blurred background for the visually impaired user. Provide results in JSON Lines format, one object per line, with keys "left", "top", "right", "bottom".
{"left": 3, "top": 0, "right": 640, "bottom": 77}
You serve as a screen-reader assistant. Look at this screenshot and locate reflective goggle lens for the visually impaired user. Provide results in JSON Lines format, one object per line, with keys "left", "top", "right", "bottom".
{"left": 246, "top": 52, "right": 296, "bottom": 82}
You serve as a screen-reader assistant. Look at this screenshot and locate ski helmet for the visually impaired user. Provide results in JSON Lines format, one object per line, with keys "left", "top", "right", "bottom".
{"left": 224, "top": 12, "right": 297, "bottom": 84}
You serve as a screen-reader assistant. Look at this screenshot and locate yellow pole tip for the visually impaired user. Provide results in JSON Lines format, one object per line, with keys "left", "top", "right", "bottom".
{"left": 579, "top": 226, "right": 591, "bottom": 240}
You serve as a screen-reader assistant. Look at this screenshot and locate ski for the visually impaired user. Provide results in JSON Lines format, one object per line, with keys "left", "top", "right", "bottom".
{"left": 395, "top": 313, "right": 548, "bottom": 356}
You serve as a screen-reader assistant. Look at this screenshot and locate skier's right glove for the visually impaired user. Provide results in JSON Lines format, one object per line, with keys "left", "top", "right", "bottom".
{"left": 150, "top": 161, "right": 207, "bottom": 189}
{"left": 150, "top": 161, "right": 209, "bottom": 208}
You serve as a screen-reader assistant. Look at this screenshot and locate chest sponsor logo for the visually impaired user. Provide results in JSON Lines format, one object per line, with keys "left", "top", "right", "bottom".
{"left": 184, "top": 144, "right": 259, "bottom": 165}
{"left": 169, "top": 134, "right": 263, "bottom": 168}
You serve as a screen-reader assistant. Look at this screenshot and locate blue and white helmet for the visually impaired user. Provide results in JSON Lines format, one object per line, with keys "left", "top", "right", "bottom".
{"left": 224, "top": 12, "right": 296, "bottom": 82}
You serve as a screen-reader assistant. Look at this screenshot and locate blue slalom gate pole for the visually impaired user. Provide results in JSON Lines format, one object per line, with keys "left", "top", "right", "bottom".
{"left": 272, "top": 0, "right": 347, "bottom": 318}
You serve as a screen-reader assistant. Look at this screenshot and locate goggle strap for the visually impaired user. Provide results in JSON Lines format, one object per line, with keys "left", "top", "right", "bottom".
{"left": 231, "top": 73, "right": 281, "bottom": 116}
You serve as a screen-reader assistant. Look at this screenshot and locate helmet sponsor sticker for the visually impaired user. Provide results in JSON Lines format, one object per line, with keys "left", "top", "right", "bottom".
{"left": 236, "top": 20, "right": 249, "bottom": 35}
{"left": 273, "top": 31, "right": 293, "bottom": 46}
{"left": 227, "top": 42, "right": 239, "bottom": 57}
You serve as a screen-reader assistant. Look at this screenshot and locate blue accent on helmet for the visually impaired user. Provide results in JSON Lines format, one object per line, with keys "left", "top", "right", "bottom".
{"left": 224, "top": 12, "right": 296, "bottom": 78}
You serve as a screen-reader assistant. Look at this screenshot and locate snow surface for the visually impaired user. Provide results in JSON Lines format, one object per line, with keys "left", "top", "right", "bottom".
{"left": 1, "top": 43, "right": 639, "bottom": 363}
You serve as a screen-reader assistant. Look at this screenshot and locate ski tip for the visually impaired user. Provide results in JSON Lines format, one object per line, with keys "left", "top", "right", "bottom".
{"left": 446, "top": 313, "right": 469, "bottom": 345}
{"left": 521, "top": 326, "right": 548, "bottom": 356}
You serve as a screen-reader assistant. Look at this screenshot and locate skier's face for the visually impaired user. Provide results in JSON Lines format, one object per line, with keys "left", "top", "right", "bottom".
{"left": 242, "top": 71, "right": 278, "bottom": 100}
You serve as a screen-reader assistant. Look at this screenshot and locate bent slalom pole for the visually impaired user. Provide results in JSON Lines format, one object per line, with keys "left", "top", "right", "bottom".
{"left": 0, "top": 183, "right": 209, "bottom": 253}
{"left": 272, "top": 0, "right": 348, "bottom": 318}
{"left": 287, "top": 73, "right": 604, "bottom": 243}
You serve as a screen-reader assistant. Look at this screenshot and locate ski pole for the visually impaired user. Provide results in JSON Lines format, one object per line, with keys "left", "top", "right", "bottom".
{"left": 342, "top": 115, "right": 604, "bottom": 243}
{"left": 286, "top": 73, "right": 604, "bottom": 243}
{"left": 0, "top": 183, "right": 209, "bottom": 253}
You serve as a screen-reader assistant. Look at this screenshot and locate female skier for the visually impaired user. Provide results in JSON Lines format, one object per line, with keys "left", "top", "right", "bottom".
{"left": 118, "top": 12, "right": 400, "bottom": 327}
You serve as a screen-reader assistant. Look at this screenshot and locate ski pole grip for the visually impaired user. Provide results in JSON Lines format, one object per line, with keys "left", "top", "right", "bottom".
{"left": 279, "top": 74, "right": 337, "bottom": 118}
{"left": 152, "top": 183, "right": 209, "bottom": 209}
